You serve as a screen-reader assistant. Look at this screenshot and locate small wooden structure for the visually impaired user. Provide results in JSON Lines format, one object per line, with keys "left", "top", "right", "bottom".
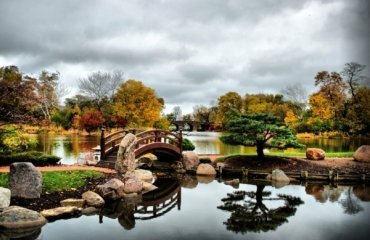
{"left": 100, "top": 128, "right": 183, "bottom": 161}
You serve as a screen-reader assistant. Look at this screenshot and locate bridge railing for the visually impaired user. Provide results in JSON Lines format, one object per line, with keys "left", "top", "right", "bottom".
{"left": 100, "top": 128, "right": 182, "bottom": 159}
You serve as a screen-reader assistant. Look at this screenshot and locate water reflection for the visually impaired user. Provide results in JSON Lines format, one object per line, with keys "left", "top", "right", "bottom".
{"left": 99, "top": 178, "right": 181, "bottom": 230}
{"left": 217, "top": 185, "right": 304, "bottom": 233}
{"left": 34, "top": 132, "right": 368, "bottom": 164}
{"left": 305, "top": 184, "right": 366, "bottom": 215}
{"left": 37, "top": 177, "right": 370, "bottom": 240}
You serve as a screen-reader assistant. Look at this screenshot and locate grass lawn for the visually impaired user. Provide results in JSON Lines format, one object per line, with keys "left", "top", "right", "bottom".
{"left": 0, "top": 170, "right": 104, "bottom": 193}
{"left": 215, "top": 151, "right": 354, "bottom": 162}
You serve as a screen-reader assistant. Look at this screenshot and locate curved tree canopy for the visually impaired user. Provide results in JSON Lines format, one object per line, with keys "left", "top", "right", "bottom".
{"left": 113, "top": 79, "right": 164, "bottom": 128}
{"left": 221, "top": 113, "right": 304, "bottom": 159}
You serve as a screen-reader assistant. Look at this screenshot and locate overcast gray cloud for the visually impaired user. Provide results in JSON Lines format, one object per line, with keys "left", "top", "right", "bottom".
{"left": 0, "top": 0, "right": 369, "bottom": 114}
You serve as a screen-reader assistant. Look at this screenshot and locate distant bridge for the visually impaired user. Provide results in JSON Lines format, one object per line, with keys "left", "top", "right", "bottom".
{"left": 171, "top": 120, "right": 200, "bottom": 131}
{"left": 98, "top": 128, "right": 183, "bottom": 168}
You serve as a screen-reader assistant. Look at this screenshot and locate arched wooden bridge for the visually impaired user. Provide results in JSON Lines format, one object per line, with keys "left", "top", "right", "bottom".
{"left": 98, "top": 128, "right": 183, "bottom": 168}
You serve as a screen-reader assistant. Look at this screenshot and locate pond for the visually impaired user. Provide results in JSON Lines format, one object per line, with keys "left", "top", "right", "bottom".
{"left": 35, "top": 132, "right": 369, "bottom": 164}
{"left": 13, "top": 177, "right": 370, "bottom": 240}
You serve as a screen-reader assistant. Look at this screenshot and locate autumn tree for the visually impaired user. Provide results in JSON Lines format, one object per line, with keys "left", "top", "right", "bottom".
{"left": 215, "top": 92, "right": 243, "bottom": 127}
{"left": 193, "top": 105, "right": 214, "bottom": 130}
{"left": 221, "top": 113, "right": 303, "bottom": 159}
{"left": 80, "top": 108, "right": 104, "bottom": 134}
{"left": 314, "top": 71, "right": 346, "bottom": 125}
{"left": 113, "top": 80, "right": 163, "bottom": 128}
{"left": 0, "top": 66, "right": 38, "bottom": 125}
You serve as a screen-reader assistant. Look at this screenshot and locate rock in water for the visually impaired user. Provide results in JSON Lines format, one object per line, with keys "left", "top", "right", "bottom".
{"left": 41, "top": 206, "right": 81, "bottom": 220}
{"left": 353, "top": 145, "right": 370, "bottom": 163}
{"left": 271, "top": 169, "right": 290, "bottom": 183}
{"left": 0, "top": 206, "right": 46, "bottom": 229}
{"left": 9, "top": 162, "right": 42, "bottom": 198}
{"left": 96, "top": 178, "right": 125, "bottom": 200}
{"left": 115, "top": 133, "right": 137, "bottom": 175}
{"left": 182, "top": 151, "right": 200, "bottom": 170}
{"left": 196, "top": 163, "right": 217, "bottom": 176}
{"left": 82, "top": 191, "right": 105, "bottom": 207}
{"left": 0, "top": 187, "right": 11, "bottom": 208}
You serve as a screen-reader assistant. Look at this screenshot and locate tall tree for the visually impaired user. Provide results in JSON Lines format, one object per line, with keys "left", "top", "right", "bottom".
{"left": 221, "top": 113, "right": 303, "bottom": 159}
{"left": 36, "top": 70, "right": 60, "bottom": 121}
{"left": 314, "top": 71, "right": 347, "bottom": 130}
{"left": 113, "top": 80, "right": 163, "bottom": 127}
{"left": 341, "top": 62, "right": 367, "bottom": 99}
{"left": 78, "top": 70, "right": 124, "bottom": 108}
{"left": 0, "top": 66, "right": 38, "bottom": 125}
{"left": 215, "top": 92, "right": 243, "bottom": 127}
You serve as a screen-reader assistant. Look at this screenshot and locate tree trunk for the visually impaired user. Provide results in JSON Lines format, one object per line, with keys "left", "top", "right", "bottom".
{"left": 256, "top": 142, "right": 265, "bottom": 159}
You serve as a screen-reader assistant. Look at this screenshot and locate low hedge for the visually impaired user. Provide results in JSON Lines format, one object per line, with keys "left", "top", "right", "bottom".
{"left": 0, "top": 151, "right": 61, "bottom": 166}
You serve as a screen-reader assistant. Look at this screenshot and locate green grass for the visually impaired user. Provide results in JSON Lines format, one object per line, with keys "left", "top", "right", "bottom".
{"left": 215, "top": 151, "right": 354, "bottom": 162}
{"left": 266, "top": 151, "right": 354, "bottom": 158}
{"left": 0, "top": 174, "right": 7, "bottom": 188}
{"left": 0, "top": 170, "right": 104, "bottom": 193}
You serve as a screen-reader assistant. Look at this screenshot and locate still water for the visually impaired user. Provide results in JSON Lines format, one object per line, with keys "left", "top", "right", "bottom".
{"left": 35, "top": 132, "right": 368, "bottom": 165}
{"left": 35, "top": 178, "right": 370, "bottom": 240}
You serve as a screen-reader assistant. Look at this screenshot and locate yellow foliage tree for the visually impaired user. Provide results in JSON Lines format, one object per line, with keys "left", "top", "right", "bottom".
{"left": 309, "top": 92, "right": 333, "bottom": 121}
{"left": 113, "top": 80, "right": 163, "bottom": 128}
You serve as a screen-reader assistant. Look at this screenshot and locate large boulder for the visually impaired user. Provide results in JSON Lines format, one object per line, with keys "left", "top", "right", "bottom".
{"left": 0, "top": 206, "right": 46, "bottom": 230}
{"left": 134, "top": 169, "right": 154, "bottom": 183}
{"left": 96, "top": 178, "right": 125, "bottom": 200}
{"left": 0, "top": 187, "right": 11, "bottom": 208}
{"left": 123, "top": 176, "right": 143, "bottom": 194}
{"left": 271, "top": 169, "right": 290, "bottom": 183}
{"left": 115, "top": 133, "right": 137, "bottom": 175}
{"left": 182, "top": 151, "right": 200, "bottom": 170}
{"left": 306, "top": 148, "right": 326, "bottom": 160}
{"left": 353, "top": 145, "right": 370, "bottom": 163}
{"left": 41, "top": 206, "right": 81, "bottom": 220}
{"left": 196, "top": 163, "right": 217, "bottom": 176}
{"left": 8, "top": 162, "right": 42, "bottom": 198}
{"left": 82, "top": 191, "right": 105, "bottom": 207}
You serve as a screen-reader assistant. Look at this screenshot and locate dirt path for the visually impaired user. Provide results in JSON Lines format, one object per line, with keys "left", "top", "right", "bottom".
{"left": 0, "top": 165, "right": 116, "bottom": 174}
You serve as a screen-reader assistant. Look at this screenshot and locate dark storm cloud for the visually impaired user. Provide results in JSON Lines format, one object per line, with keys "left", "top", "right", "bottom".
{"left": 0, "top": 0, "right": 367, "bottom": 113}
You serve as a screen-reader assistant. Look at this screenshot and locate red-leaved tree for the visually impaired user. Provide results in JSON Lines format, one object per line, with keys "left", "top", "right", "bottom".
{"left": 80, "top": 109, "right": 104, "bottom": 134}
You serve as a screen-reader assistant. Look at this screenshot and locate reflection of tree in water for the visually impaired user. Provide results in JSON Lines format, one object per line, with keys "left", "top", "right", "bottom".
{"left": 217, "top": 185, "right": 303, "bottom": 234}
{"left": 340, "top": 186, "right": 364, "bottom": 215}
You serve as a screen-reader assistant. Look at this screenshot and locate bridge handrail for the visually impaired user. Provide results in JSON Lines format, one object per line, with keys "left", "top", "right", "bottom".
{"left": 100, "top": 128, "right": 182, "bottom": 159}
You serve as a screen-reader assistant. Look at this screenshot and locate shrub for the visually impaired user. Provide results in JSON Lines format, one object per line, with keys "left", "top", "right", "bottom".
{"left": 183, "top": 138, "right": 195, "bottom": 151}
{"left": 0, "top": 127, "right": 38, "bottom": 153}
{"left": 0, "top": 151, "right": 61, "bottom": 166}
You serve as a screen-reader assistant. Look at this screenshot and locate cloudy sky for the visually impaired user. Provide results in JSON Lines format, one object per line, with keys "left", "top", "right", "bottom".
{"left": 0, "top": 0, "right": 369, "bottom": 114}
